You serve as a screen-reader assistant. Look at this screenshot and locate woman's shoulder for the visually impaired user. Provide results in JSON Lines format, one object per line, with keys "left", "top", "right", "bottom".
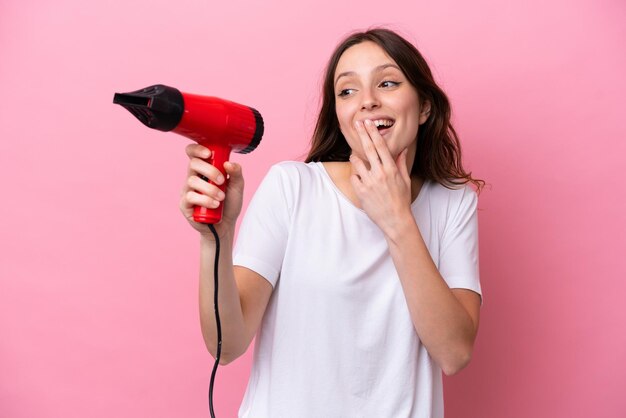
{"left": 267, "top": 160, "right": 322, "bottom": 180}
{"left": 260, "top": 161, "right": 323, "bottom": 194}
{"left": 270, "top": 159, "right": 316, "bottom": 170}
{"left": 427, "top": 179, "right": 478, "bottom": 214}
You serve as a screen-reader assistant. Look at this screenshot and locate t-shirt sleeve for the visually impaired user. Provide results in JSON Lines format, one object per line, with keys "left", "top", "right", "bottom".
{"left": 438, "top": 186, "right": 483, "bottom": 305}
{"left": 232, "top": 164, "right": 293, "bottom": 288}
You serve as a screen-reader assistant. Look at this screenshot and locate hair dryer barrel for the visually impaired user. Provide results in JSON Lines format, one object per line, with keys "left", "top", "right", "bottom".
{"left": 174, "top": 92, "right": 263, "bottom": 154}
{"left": 113, "top": 84, "right": 264, "bottom": 224}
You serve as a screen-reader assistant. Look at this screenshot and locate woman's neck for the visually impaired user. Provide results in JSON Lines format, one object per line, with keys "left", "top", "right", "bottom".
{"left": 322, "top": 161, "right": 423, "bottom": 207}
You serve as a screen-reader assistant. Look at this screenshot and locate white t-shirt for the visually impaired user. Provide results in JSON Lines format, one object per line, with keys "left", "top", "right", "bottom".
{"left": 233, "top": 161, "right": 482, "bottom": 418}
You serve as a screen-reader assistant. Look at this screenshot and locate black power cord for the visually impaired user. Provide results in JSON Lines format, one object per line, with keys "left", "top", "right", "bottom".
{"left": 206, "top": 223, "right": 222, "bottom": 418}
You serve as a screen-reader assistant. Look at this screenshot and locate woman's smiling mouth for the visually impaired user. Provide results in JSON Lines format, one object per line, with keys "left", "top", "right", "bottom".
{"left": 367, "top": 118, "right": 395, "bottom": 135}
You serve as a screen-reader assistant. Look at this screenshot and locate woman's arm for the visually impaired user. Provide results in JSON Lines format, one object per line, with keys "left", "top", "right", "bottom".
{"left": 198, "top": 230, "right": 245, "bottom": 364}
{"left": 181, "top": 144, "right": 273, "bottom": 365}
{"left": 349, "top": 120, "right": 481, "bottom": 375}
{"left": 383, "top": 219, "right": 481, "bottom": 376}
{"left": 199, "top": 232, "right": 274, "bottom": 365}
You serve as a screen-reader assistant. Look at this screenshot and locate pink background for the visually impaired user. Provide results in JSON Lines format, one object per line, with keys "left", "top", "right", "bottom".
{"left": 1, "top": 0, "right": 625, "bottom": 417}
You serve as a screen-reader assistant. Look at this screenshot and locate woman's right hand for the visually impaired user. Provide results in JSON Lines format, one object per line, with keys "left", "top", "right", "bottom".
{"left": 179, "top": 144, "right": 245, "bottom": 239}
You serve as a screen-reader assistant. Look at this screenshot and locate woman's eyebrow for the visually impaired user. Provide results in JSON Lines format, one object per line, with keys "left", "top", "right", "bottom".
{"left": 334, "top": 63, "right": 401, "bottom": 87}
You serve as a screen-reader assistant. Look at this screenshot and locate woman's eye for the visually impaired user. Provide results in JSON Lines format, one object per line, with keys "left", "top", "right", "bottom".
{"left": 380, "top": 80, "right": 400, "bottom": 88}
{"left": 337, "top": 88, "right": 355, "bottom": 97}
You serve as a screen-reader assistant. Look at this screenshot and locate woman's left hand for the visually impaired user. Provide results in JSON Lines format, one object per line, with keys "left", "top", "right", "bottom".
{"left": 349, "top": 119, "right": 414, "bottom": 234}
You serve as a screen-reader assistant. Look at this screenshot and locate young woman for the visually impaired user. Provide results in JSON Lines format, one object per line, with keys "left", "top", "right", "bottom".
{"left": 180, "top": 28, "right": 485, "bottom": 418}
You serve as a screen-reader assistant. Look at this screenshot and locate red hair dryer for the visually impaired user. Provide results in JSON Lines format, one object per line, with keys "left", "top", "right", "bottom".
{"left": 113, "top": 84, "right": 264, "bottom": 224}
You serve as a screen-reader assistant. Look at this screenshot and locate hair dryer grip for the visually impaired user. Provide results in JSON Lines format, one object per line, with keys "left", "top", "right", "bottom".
{"left": 193, "top": 145, "right": 231, "bottom": 224}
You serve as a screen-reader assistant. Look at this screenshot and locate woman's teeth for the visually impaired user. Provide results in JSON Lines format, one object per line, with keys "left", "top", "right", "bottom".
{"left": 373, "top": 119, "right": 394, "bottom": 130}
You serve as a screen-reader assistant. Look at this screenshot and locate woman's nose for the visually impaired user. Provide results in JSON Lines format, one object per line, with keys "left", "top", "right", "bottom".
{"left": 360, "top": 89, "right": 380, "bottom": 111}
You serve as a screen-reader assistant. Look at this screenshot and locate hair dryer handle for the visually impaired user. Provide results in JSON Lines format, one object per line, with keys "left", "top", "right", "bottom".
{"left": 194, "top": 145, "right": 231, "bottom": 224}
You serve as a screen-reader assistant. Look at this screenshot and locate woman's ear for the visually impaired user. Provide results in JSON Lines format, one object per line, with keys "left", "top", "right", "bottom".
{"left": 419, "top": 100, "right": 431, "bottom": 125}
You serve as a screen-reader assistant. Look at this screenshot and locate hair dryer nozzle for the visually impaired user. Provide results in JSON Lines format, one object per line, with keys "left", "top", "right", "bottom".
{"left": 113, "top": 84, "right": 184, "bottom": 131}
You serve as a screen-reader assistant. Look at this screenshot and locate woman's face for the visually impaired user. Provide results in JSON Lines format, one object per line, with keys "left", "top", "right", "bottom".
{"left": 334, "top": 41, "right": 429, "bottom": 163}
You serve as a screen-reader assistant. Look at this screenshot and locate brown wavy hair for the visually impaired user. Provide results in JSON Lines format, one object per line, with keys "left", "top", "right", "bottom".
{"left": 305, "top": 28, "right": 485, "bottom": 194}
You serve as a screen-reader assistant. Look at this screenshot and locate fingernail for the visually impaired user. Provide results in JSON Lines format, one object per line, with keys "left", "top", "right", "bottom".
{"left": 217, "top": 191, "right": 225, "bottom": 199}
{"left": 216, "top": 175, "right": 224, "bottom": 184}
{"left": 354, "top": 120, "right": 362, "bottom": 129}
{"left": 364, "top": 119, "right": 372, "bottom": 127}
{"left": 202, "top": 149, "right": 210, "bottom": 158}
